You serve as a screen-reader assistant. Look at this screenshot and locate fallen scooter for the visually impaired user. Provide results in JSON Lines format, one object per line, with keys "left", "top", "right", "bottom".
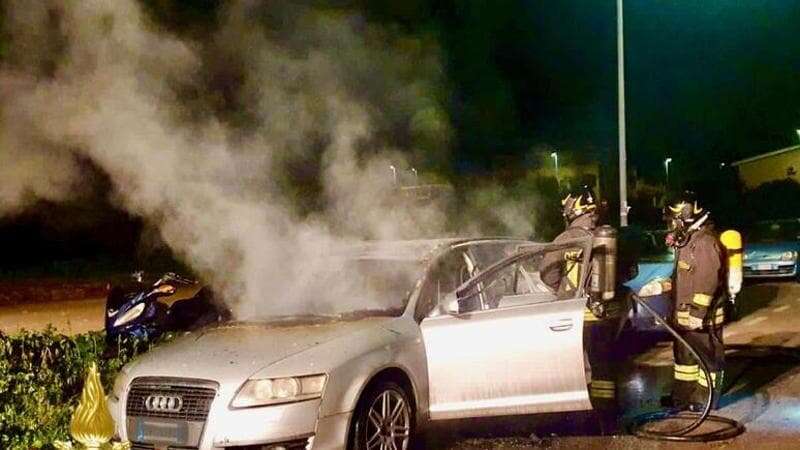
{"left": 105, "top": 272, "right": 230, "bottom": 346}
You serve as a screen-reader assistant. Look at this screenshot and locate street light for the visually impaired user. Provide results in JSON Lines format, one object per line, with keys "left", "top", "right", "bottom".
{"left": 617, "top": 0, "right": 629, "bottom": 227}
{"left": 550, "top": 151, "right": 560, "bottom": 189}
{"left": 664, "top": 157, "right": 673, "bottom": 185}
{"left": 410, "top": 167, "right": 418, "bottom": 185}
{"left": 389, "top": 165, "right": 397, "bottom": 187}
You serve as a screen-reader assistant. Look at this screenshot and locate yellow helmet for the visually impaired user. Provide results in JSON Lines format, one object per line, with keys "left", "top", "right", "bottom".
{"left": 664, "top": 191, "right": 709, "bottom": 247}
{"left": 664, "top": 191, "right": 706, "bottom": 224}
{"left": 561, "top": 185, "right": 597, "bottom": 222}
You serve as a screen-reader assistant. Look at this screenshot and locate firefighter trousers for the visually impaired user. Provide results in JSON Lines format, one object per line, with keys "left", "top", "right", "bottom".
{"left": 672, "top": 323, "right": 725, "bottom": 409}
{"left": 584, "top": 320, "right": 620, "bottom": 416}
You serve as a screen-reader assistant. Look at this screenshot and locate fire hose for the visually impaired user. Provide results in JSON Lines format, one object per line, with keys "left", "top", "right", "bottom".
{"left": 628, "top": 293, "right": 745, "bottom": 442}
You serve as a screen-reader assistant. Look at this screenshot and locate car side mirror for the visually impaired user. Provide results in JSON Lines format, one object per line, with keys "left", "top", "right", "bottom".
{"left": 439, "top": 292, "right": 461, "bottom": 315}
{"left": 445, "top": 298, "right": 460, "bottom": 315}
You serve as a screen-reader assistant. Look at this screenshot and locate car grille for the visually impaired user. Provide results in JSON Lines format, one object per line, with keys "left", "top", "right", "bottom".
{"left": 126, "top": 377, "right": 217, "bottom": 422}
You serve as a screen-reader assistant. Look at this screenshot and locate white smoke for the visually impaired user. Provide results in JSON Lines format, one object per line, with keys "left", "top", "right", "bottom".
{"left": 0, "top": 0, "right": 535, "bottom": 318}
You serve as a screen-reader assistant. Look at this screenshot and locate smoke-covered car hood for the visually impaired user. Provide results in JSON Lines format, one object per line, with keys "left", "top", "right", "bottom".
{"left": 122, "top": 317, "right": 394, "bottom": 383}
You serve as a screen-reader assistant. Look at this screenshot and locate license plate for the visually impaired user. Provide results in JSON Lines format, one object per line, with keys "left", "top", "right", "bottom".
{"left": 133, "top": 419, "right": 188, "bottom": 445}
{"left": 756, "top": 263, "right": 773, "bottom": 271}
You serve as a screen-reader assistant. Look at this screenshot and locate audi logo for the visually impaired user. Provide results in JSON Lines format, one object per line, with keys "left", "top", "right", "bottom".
{"left": 144, "top": 394, "right": 183, "bottom": 413}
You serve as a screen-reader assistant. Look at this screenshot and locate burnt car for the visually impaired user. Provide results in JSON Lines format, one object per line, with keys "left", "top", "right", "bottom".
{"left": 109, "top": 237, "right": 608, "bottom": 450}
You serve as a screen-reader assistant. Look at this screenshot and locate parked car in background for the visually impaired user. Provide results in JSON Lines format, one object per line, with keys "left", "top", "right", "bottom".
{"left": 108, "top": 237, "right": 607, "bottom": 450}
{"left": 624, "top": 230, "right": 673, "bottom": 331}
{"left": 743, "top": 219, "right": 800, "bottom": 280}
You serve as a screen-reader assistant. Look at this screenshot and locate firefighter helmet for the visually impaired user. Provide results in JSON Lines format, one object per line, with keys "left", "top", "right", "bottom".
{"left": 561, "top": 185, "right": 598, "bottom": 222}
{"left": 664, "top": 191, "right": 709, "bottom": 247}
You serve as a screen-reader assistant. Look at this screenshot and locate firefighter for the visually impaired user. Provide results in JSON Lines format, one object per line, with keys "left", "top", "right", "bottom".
{"left": 541, "top": 186, "right": 625, "bottom": 432}
{"left": 663, "top": 192, "right": 726, "bottom": 411}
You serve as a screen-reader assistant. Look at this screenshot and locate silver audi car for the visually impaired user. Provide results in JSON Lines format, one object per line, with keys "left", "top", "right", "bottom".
{"left": 109, "top": 236, "right": 602, "bottom": 450}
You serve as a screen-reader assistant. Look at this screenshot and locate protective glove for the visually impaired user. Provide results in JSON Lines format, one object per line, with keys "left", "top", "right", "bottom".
{"left": 588, "top": 298, "right": 606, "bottom": 319}
{"left": 686, "top": 315, "right": 703, "bottom": 330}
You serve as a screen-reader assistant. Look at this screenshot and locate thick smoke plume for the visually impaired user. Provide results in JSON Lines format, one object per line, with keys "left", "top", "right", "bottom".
{"left": 0, "top": 0, "right": 534, "bottom": 318}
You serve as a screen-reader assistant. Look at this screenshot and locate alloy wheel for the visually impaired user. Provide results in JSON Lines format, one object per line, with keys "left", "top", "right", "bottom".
{"left": 363, "top": 388, "right": 411, "bottom": 450}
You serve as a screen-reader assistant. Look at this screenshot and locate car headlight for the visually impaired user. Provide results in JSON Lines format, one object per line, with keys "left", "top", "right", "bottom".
{"left": 638, "top": 278, "right": 672, "bottom": 297}
{"left": 230, "top": 374, "right": 327, "bottom": 408}
{"left": 112, "top": 303, "right": 145, "bottom": 327}
{"left": 781, "top": 251, "right": 798, "bottom": 261}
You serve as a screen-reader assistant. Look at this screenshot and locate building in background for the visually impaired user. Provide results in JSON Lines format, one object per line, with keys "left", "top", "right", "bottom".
{"left": 731, "top": 145, "right": 800, "bottom": 189}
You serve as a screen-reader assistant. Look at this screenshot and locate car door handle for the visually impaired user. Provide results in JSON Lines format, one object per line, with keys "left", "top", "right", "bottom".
{"left": 549, "top": 319, "right": 573, "bottom": 332}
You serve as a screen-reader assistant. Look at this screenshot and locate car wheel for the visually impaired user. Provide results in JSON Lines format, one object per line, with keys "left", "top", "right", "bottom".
{"left": 351, "top": 381, "right": 413, "bottom": 450}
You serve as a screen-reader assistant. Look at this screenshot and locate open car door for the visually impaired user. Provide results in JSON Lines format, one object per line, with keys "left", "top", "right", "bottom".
{"left": 420, "top": 237, "right": 593, "bottom": 420}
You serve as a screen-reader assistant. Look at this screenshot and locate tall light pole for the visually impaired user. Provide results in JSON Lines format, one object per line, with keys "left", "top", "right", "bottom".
{"left": 410, "top": 167, "right": 418, "bottom": 185}
{"left": 617, "top": 0, "right": 629, "bottom": 227}
{"left": 389, "top": 165, "right": 397, "bottom": 187}
{"left": 664, "top": 157, "right": 672, "bottom": 186}
{"left": 550, "top": 151, "right": 560, "bottom": 189}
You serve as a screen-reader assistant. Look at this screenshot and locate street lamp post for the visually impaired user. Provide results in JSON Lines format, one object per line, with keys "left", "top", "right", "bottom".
{"left": 664, "top": 157, "right": 672, "bottom": 186}
{"left": 617, "top": 0, "right": 629, "bottom": 227}
{"left": 550, "top": 151, "right": 560, "bottom": 189}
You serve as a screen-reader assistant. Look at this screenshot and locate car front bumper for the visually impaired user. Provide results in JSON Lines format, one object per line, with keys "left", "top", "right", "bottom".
{"left": 109, "top": 393, "right": 351, "bottom": 450}
{"left": 743, "top": 261, "right": 797, "bottom": 278}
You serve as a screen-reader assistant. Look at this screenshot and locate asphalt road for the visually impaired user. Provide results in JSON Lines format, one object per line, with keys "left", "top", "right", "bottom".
{"left": 1, "top": 281, "right": 799, "bottom": 448}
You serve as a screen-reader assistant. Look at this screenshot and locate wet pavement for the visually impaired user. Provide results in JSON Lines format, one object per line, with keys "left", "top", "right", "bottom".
{"left": 1, "top": 281, "right": 799, "bottom": 448}
{"left": 439, "top": 281, "right": 800, "bottom": 449}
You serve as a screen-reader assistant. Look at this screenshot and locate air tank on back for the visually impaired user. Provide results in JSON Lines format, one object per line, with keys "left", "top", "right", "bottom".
{"left": 591, "top": 225, "right": 618, "bottom": 301}
{"left": 720, "top": 230, "right": 743, "bottom": 299}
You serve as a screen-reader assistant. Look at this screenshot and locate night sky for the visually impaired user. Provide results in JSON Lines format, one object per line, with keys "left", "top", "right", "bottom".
{"left": 8, "top": 0, "right": 797, "bottom": 181}
{"left": 411, "top": 0, "right": 800, "bottom": 182}
{"left": 141, "top": 0, "right": 800, "bottom": 181}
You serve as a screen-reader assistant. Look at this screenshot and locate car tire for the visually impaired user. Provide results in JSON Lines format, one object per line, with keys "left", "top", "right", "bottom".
{"left": 350, "top": 381, "right": 414, "bottom": 450}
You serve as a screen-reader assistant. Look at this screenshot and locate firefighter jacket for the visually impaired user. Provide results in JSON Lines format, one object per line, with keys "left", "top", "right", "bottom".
{"left": 541, "top": 215, "right": 624, "bottom": 322}
{"left": 674, "top": 227, "right": 726, "bottom": 327}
